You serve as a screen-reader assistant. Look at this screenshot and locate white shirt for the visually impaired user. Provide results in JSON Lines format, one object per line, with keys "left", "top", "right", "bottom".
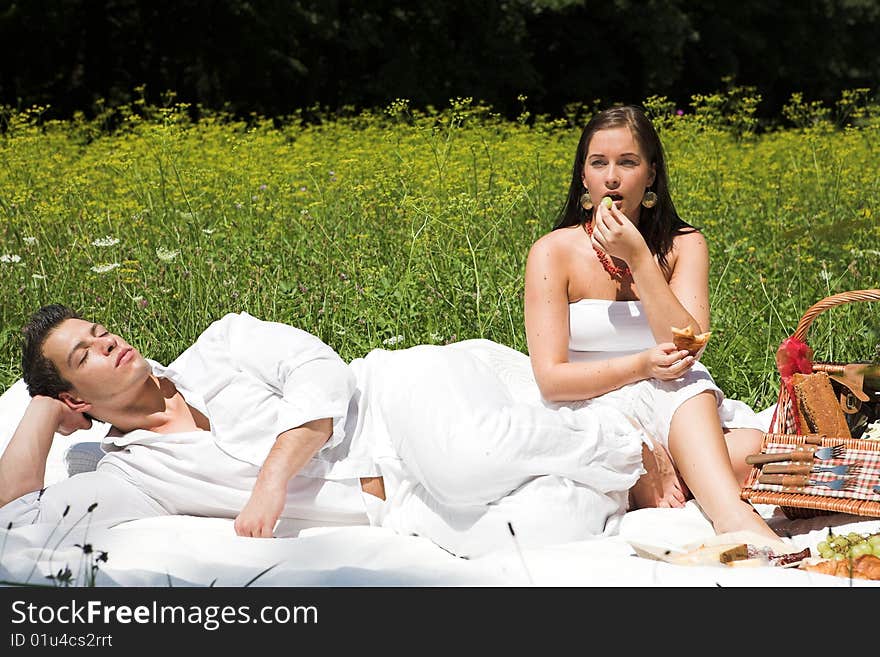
{"left": 97, "top": 312, "right": 375, "bottom": 524}
{"left": 147, "top": 311, "right": 375, "bottom": 478}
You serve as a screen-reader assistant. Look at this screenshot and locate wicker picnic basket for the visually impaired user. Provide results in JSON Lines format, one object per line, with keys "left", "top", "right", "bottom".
{"left": 740, "top": 289, "right": 880, "bottom": 519}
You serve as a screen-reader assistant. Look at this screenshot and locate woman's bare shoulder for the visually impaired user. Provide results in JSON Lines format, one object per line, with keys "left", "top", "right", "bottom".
{"left": 671, "top": 228, "right": 709, "bottom": 260}
{"left": 673, "top": 227, "right": 708, "bottom": 249}
{"left": 528, "top": 226, "right": 583, "bottom": 260}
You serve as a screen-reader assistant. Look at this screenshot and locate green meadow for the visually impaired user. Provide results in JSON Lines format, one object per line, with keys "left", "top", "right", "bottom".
{"left": 1, "top": 87, "right": 879, "bottom": 410}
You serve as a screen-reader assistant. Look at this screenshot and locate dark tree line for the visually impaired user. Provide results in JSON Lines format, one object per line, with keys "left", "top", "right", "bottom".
{"left": 1, "top": 0, "right": 878, "bottom": 121}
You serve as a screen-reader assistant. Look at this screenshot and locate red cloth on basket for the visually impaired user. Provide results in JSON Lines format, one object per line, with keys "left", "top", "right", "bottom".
{"left": 771, "top": 336, "right": 814, "bottom": 434}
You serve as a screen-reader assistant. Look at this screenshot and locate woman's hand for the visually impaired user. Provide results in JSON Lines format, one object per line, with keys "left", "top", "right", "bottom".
{"left": 590, "top": 201, "right": 649, "bottom": 265}
{"left": 640, "top": 344, "right": 695, "bottom": 381}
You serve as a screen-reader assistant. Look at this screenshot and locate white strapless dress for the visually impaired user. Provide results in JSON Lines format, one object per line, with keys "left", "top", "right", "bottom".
{"left": 440, "top": 299, "right": 765, "bottom": 451}
{"left": 565, "top": 299, "right": 765, "bottom": 448}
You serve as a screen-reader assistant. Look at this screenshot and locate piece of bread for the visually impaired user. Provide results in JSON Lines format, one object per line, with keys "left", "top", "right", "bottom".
{"left": 791, "top": 371, "right": 851, "bottom": 438}
{"left": 671, "top": 325, "right": 712, "bottom": 355}
{"left": 800, "top": 554, "right": 880, "bottom": 580}
{"left": 630, "top": 541, "right": 749, "bottom": 565}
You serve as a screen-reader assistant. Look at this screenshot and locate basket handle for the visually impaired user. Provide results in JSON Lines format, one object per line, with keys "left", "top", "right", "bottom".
{"left": 791, "top": 289, "right": 880, "bottom": 341}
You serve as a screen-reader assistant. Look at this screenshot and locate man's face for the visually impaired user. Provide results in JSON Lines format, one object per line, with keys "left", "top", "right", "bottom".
{"left": 42, "top": 318, "right": 150, "bottom": 409}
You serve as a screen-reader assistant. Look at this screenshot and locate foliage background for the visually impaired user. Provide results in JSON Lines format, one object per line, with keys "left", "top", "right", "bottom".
{"left": 1, "top": 0, "right": 879, "bottom": 124}
{"left": 2, "top": 87, "right": 879, "bottom": 410}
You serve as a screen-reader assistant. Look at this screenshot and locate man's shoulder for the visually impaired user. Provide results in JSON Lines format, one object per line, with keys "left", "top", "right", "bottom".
{"left": 163, "top": 314, "right": 248, "bottom": 369}
{"left": 194, "top": 312, "right": 333, "bottom": 354}
{"left": 196, "top": 311, "right": 255, "bottom": 337}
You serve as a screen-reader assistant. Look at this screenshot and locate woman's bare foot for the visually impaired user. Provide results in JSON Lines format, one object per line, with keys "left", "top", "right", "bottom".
{"left": 711, "top": 501, "right": 781, "bottom": 543}
{"left": 629, "top": 443, "right": 690, "bottom": 510}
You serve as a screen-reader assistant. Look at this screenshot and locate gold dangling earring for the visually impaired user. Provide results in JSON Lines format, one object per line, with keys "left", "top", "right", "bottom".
{"left": 641, "top": 190, "right": 658, "bottom": 208}
{"left": 579, "top": 190, "right": 593, "bottom": 211}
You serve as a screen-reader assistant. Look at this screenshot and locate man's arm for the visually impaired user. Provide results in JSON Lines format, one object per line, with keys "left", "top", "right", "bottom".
{"left": 233, "top": 417, "right": 333, "bottom": 538}
{"left": 181, "top": 313, "right": 356, "bottom": 468}
{"left": 0, "top": 396, "right": 91, "bottom": 507}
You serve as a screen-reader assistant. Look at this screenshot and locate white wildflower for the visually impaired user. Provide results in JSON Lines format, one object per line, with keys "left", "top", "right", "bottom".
{"left": 849, "top": 248, "right": 880, "bottom": 258}
{"left": 0, "top": 254, "right": 21, "bottom": 263}
{"left": 31, "top": 274, "right": 46, "bottom": 280}
{"left": 91, "top": 236, "right": 120, "bottom": 247}
{"left": 201, "top": 228, "right": 215, "bottom": 235}
{"left": 382, "top": 334, "right": 404, "bottom": 346}
{"left": 156, "top": 246, "right": 180, "bottom": 262}
{"left": 430, "top": 332, "right": 443, "bottom": 342}
{"left": 23, "top": 236, "right": 37, "bottom": 245}
{"left": 90, "top": 262, "right": 120, "bottom": 274}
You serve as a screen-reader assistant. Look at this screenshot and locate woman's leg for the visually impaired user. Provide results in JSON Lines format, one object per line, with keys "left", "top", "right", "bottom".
{"left": 667, "top": 391, "right": 780, "bottom": 541}
{"left": 628, "top": 443, "right": 689, "bottom": 509}
{"left": 722, "top": 427, "right": 764, "bottom": 485}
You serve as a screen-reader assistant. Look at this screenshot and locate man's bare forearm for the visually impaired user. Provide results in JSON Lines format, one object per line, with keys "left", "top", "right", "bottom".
{"left": 0, "top": 396, "right": 63, "bottom": 507}
{"left": 260, "top": 418, "right": 333, "bottom": 488}
{"left": 233, "top": 417, "right": 333, "bottom": 537}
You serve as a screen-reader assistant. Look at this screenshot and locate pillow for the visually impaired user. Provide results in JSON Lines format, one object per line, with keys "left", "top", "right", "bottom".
{"left": 0, "top": 379, "right": 110, "bottom": 486}
{"left": 64, "top": 441, "right": 107, "bottom": 477}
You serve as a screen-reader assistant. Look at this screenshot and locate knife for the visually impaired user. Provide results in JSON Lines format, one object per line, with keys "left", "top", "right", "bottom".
{"left": 745, "top": 450, "right": 816, "bottom": 465}
{"left": 758, "top": 474, "right": 854, "bottom": 492}
{"left": 761, "top": 463, "right": 816, "bottom": 475}
{"left": 758, "top": 474, "right": 811, "bottom": 487}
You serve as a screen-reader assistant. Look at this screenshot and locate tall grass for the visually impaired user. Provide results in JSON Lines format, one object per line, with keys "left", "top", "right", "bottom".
{"left": 1, "top": 89, "right": 879, "bottom": 410}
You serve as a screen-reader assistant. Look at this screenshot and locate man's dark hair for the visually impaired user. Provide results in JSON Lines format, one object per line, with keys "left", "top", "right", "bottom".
{"left": 21, "top": 304, "right": 81, "bottom": 398}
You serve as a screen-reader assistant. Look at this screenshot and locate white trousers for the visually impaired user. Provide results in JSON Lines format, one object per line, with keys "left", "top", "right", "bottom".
{"left": 354, "top": 341, "right": 647, "bottom": 557}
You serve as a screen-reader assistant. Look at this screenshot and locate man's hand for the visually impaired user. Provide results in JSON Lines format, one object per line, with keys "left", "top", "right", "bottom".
{"left": 234, "top": 479, "right": 286, "bottom": 538}
{"left": 232, "top": 417, "right": 332, "bottom": 538}
{"left": 53, "top": 399, "right": 93, "bottom": 436}
{"left": 26, "top": 395, "right": 90, "bottom": 436}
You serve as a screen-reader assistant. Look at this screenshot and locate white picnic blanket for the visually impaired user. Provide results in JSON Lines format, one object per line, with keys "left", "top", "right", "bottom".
{"left": 2, "top": 380, "right": 878, "bottom": 587}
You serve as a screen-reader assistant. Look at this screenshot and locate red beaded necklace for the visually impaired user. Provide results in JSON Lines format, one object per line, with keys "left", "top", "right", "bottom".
{"left": 584, "top": 220, "right": 631, "bottom": 278}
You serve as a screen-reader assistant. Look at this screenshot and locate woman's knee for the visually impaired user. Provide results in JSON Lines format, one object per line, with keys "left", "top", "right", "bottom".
{"left": 669, "top": 391, "right": 723, "bottom": 435}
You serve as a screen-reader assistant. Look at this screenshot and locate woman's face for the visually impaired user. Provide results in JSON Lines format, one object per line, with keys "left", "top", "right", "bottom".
{"left": 582, "top": 126, "right": 656, "bottom": 223}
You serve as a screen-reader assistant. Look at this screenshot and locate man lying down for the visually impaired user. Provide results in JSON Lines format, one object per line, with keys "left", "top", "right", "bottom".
{"left": 0, "top": 305, "right": 647, "bottom": 558}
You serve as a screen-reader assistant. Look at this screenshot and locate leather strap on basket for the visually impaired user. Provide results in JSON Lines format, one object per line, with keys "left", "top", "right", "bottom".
{"left": 770, "top": 289, "right": 880, "bottom": 434}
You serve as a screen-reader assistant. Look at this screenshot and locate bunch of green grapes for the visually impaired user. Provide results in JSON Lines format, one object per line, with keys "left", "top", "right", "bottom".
{"left": 816, "top": 530, "right": 880, "bottom": 560}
